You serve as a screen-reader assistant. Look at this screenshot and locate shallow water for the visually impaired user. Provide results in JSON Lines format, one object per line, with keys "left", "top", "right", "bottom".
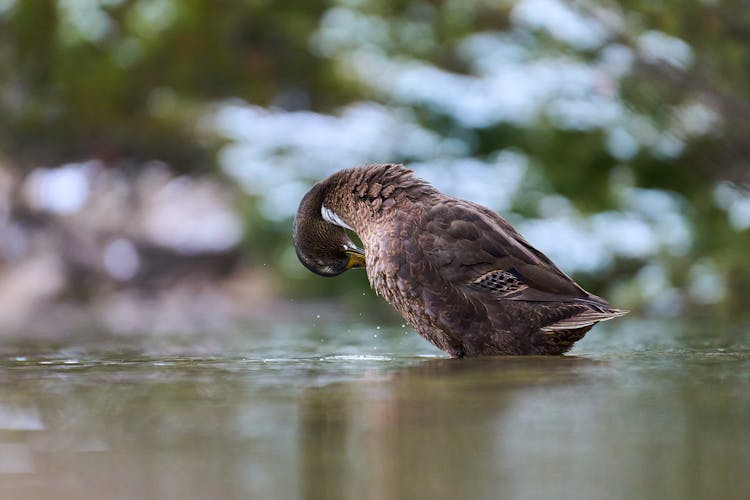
{"left": 1, "top": 319, "right": 749, "bottom": 500}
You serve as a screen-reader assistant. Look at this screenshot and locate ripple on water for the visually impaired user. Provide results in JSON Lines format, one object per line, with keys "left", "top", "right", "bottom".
{"left": 321, "top": 354, "right": 393, "bottom": 361}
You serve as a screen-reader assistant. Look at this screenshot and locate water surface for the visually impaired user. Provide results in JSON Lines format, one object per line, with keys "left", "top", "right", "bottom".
{"left": 0, "top": 320, "right": 748, "bottom": 500}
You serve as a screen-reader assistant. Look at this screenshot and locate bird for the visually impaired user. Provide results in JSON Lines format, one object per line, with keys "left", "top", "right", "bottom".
{"left": 293, "top": 164, "right": 627, "bottom": 357}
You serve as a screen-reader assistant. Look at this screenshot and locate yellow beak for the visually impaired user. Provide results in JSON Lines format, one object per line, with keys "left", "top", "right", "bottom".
{"left": 345, "top": 248, "right": 366, "bottom": 270}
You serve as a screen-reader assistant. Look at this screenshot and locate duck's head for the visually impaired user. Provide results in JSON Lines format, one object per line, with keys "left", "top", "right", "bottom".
{"left": 293, "top": 180, "right": 366, "bottom": 277}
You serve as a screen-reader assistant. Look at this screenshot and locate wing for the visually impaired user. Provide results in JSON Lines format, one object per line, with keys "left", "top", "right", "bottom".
{"left": 419, "top": 199, "right": 592, "bottom": 301}
{"left": 418, "top": 199, "right": 626, "bottom": 330}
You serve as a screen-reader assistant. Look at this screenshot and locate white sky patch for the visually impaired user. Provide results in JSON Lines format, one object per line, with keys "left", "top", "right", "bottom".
{"left": 510, "top": 0, "right": 611, "bottom": 50}
{"left": 128, "top": 0, "right": 177, "bottom": 37}
{"left": 263, "top": 181, "right": 309, "bottom": 222}
{"left": 537, "top": 194, "right": 576, "bottom": 218}
{"left": 712, "top": 181, "right": 750, "bottom": 231}
{"left": 515, "top": 188, "right": 691, "bottom": 273}
{"left": 141, "top": 177, "right": 243, "bottom": 253}
{"left": 312, "top": 7, "right": 390, "bottom": 57}
{"left": 414, "top": 151, "right": 528, "bottom": 213}
{"left": 59, "top": 0, "right": 114, "bottom": 43}
{"left": 211, "top": 101, "right": 466, "bottom": 220}
{"left": 103, "top": 238, "right": 140, "bottom": 281}
{"left": 598, "top": 44, "right": 635, "bottom": 78}
{"left": 344, "top": 50, "right": 623, "bottom": 129}
{"left": 23, "top": 161, "right": 95, "bottom": 215}
{"left": 713, "top": 181, "right": 750, "bottom": 230}
{"left": 606, "top": 126, "right": 639, "bottom": 160}
{"left": 458, "top": 32, "right": 531, "bottom": 72}
{"left": 713, "top": 181, "right": 739, "bottom": 210}
{"left": 591, "top": 212, "right": 657, "bottom": 258}
{"left": 213, "top": 97, "right": 533, "bottom": 221}
{"left": 652, "top": 132, "right": 686, "bottom": 159}
{"left": 728, "top": 199, "right": 750, "bottom": 231}
{"left": 0, "top": 0, "right": 16, "bottom": 16}
{"left": 519, "top": 216, "right": 612, "bottom": 272}
{"left": 688, "top": 259, "right": 726, "bottom": 305}
{"left": 546, "top": 95, "right": 622, "bottom": 130}
{"left": 314, "top": 1, "right": 640, "bottom": 141}
{"left": 675, "top": 100, "right": 721, "bottom": 137}
{"left": 637, "top": 30, "right": 693, "bottom": 69}
{"left": 213, "top": 101, "right": 460, "bottom": 169}
{"left": 636, "top": 263, "right": 684, "bottom": 316}
{"left": 620, "top": 187, "right": 692, "bottom": 254}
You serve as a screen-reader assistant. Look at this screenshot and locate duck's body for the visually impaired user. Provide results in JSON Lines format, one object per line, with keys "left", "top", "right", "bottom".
{"left": 294, "top": 164, "right": 626, "bottom": 357}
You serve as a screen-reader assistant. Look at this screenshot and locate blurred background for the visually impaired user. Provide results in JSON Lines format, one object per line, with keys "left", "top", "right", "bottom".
{"left": 0, "top": 0, "right": 748, "bottom": 338}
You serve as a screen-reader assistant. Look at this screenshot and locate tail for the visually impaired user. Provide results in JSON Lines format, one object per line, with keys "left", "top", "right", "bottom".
{"left": 540, "top": 301, "right": 628, "bottom": 333}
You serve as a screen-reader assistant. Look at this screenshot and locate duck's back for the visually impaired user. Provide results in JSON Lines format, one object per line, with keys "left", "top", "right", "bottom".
{"left": 372, "top": 196, "right": 624, "bottom": 356}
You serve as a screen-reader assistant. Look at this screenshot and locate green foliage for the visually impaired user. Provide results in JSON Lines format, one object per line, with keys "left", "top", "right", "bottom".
{"left": 1, "top": 0, "right": 750, "bottom": 320}
{"left": 0, "top": 0, "right": 336, "bottom": 167}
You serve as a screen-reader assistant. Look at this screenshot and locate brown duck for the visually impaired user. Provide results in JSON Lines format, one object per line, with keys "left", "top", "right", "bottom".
{"left": 294, "top": 164, "right": 626, "bottom": 357}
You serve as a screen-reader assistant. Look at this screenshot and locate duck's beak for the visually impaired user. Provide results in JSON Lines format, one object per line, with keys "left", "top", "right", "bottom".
{"left": 345, "top": 247, "right": 366, "bottom": 270}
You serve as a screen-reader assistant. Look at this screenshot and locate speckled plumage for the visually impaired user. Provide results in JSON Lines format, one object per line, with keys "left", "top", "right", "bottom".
{"left": 294, "top": 164, "right": 626, "bottom": 357}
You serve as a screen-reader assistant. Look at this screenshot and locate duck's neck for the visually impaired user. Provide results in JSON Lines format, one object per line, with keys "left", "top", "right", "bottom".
{"left": 320, "top": 164, "right": 438, "bottom": 237}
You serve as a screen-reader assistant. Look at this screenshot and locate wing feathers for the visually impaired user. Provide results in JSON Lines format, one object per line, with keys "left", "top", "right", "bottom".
{"left": 468, "top": 269, "right": 529, "bottom": 297}
{"left": 541, "top": 307, "right": 628, "bottom": 333}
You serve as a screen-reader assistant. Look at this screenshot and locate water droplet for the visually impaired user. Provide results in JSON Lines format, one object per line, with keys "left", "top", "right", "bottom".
{"left": 373, "top": 334, "right": 378, "bottom": 338}
{"left": 315, "top": 314, "right": 320, "bottom": 319}
{"left": 376, "top": 326, "right": 381, "bottom": 330}
{"left": 401, "top": 324, "right": 406, "bottom": 328}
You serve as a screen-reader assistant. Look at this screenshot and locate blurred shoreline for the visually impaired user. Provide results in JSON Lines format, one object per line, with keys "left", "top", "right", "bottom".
{"left": 0, "top": 161, "right": 283, "bottom": 338}
{"left": 2, "top": 0, "right": 749, "bottom": 336}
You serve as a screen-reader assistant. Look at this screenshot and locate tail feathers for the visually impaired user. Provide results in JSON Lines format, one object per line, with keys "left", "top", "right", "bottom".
{"left": 541, "top": 306, "right": 628, "bottom": 333}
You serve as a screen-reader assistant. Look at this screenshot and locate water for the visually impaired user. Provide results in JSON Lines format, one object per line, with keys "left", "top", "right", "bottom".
{"left": 0, "top": 320, "right": 749, "bottom": 500}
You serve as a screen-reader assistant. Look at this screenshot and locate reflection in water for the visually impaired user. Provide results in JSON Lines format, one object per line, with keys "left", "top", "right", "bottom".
{"left": 299, "top": 354, "right": 750, "bottom": 500}
{"left": 0, "top": 402, "right": 44, "bottom": 475}
{"left": 0, "top": 327, "right": 748, "bottom": 500}
{"left": 0, "top": 366, "right": 259, "bottom": 500}
{"left": 299, "top": 357, "right": 598, "bottom": 500}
